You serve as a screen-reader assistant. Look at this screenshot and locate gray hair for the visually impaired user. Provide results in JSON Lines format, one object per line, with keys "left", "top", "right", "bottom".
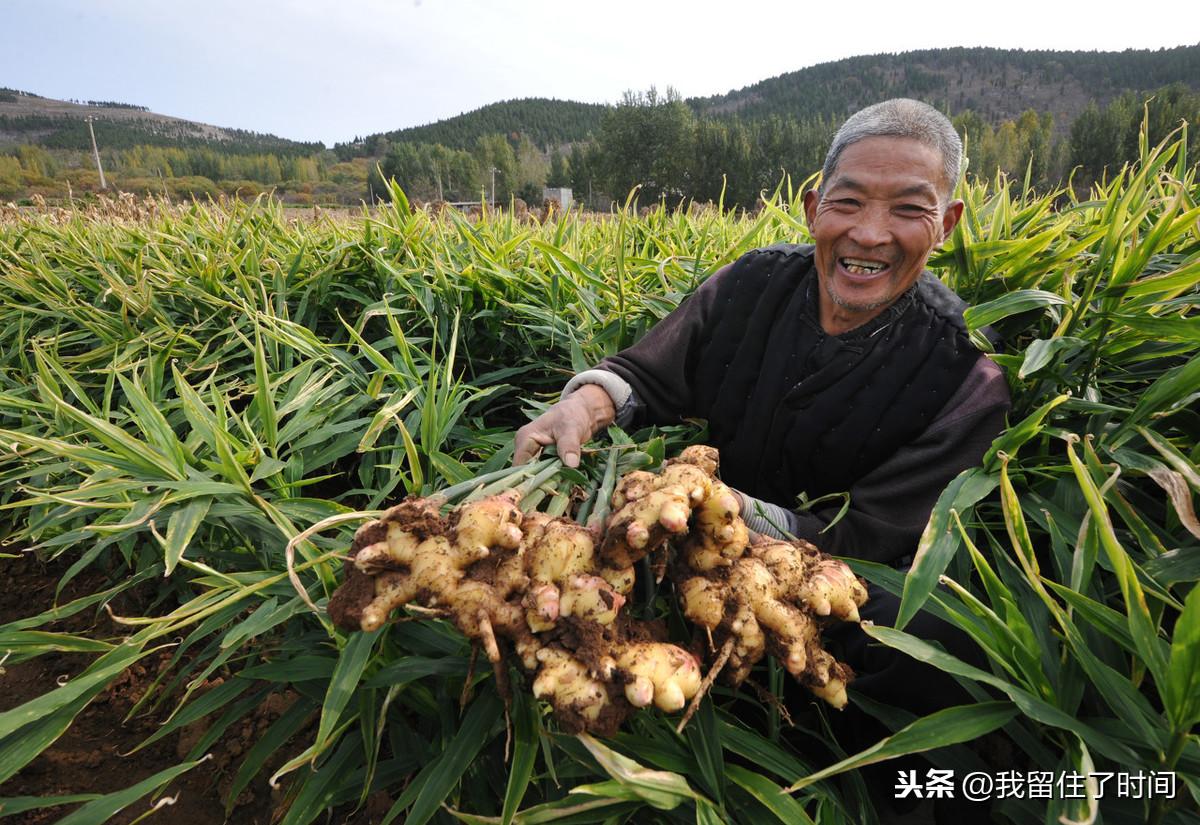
{"left": 820, "top": 99, "right": 962, "bottom": 202}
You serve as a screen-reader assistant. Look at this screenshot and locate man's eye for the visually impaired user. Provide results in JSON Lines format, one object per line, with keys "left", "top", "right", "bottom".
{"left": 831, "top": 198, "right": 860, "bottom": 208}
{"left": 895, "top": 204, "right": 930, "bottom": 216}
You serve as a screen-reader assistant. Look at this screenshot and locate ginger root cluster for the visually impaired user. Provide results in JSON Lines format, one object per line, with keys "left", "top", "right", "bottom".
{"left": 328, "top": 492, "right": 700, "bottom": 735}
{"left": 328, "top": 445, "right": 867, "bottom": 734}
{"left": 599, "top": 446, "right": 868, "bottom": 709}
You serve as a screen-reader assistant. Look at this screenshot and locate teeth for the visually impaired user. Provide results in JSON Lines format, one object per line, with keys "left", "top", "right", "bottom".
{"left": 840, "top": 257, "right": 886, "bottom": 274}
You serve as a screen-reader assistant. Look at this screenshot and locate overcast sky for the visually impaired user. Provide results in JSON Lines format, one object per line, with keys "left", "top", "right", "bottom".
{"left": 2, "top": 0, "right": 1196, "bottom": 146}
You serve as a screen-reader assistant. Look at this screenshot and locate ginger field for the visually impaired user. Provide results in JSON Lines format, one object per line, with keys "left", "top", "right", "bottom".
{"left": 0, "top": 131, "right": 1198, "bottom": 825}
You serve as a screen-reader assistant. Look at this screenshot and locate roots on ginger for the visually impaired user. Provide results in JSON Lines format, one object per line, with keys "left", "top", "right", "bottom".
{"left": 328, "top": 491, "right": 700, "bottom": 735}
{"left": 600, "top": 446, "right": 869, "bottom": 710}
{"left": 326, "top": 444, "right": 868, "bottom": 735}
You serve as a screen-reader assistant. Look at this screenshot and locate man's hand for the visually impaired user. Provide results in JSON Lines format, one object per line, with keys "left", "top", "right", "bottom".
{"left": 514, "top": 384, "right": 615, "bottom": 468}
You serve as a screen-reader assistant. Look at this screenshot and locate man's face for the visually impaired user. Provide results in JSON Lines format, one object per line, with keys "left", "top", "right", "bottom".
{"left": 803, "top": 136, "right": 963, "bottom": 334}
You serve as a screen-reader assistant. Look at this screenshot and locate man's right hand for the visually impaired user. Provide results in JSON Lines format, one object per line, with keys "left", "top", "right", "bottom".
{"left": 513, "top": 384, "right": 616, "bottom": 468}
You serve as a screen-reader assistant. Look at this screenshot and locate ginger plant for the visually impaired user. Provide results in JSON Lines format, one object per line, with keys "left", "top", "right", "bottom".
{"left": 320, "top": 444, "right": 866, "bottom": 735}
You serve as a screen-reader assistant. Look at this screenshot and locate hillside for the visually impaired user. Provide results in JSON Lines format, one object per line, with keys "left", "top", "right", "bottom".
{"left": 694, "top": 44, "right": 1200, "bottom": 128}
{"left": 345, "top": 43, "right": 1200, "bottom": 154}
{"left": 8, "top": 43, "right": 1198, "bottom": 158}
{"left": 342, "top": 98, "right": 607, "bottom": 156}
{"left": 4, "top": 43, "right": 1197, "bottom": 207}
{"left": 0, "top": 88, "right": 322, "bottom": 154}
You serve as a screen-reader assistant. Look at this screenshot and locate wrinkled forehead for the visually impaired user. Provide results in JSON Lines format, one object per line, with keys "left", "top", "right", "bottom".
{"left": 824, "top": 136, "right": 950, "bottom": 200}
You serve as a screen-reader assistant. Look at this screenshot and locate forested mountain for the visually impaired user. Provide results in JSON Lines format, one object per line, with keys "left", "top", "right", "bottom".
{"left": 694, "top": 44, "right": 1200, "bottom": 126}
{"left": 0, "top": 89, "right": 322, "bottom": 154}
{"left": 341, "top": 99, "right": 607, "bottom": 157}
{"left": 339, "top": 44, "right": 1200, "bottom": 156}
{"left": 0, "top": 88, "right": 353, "bottom": 203}
{"left": 4, "top": 43, "right": 1199, "bottom": 207}
{"left": 332, "top": 44, "right": 1200, "bottom": 207}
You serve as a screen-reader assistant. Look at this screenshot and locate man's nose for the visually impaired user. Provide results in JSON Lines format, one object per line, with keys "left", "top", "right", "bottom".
{"left": 847, "top": 204, "right": 892, "bottom": 247}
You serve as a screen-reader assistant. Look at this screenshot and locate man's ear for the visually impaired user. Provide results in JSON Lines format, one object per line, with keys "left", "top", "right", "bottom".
{"left": 803, "top": 189, "right": 819, "bottom": 228}
{"left": 941, "top": 199, "right": 964, "bottom": 243}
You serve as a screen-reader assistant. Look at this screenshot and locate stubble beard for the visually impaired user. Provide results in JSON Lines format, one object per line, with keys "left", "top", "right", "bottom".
{"left": 823, "top": 275, "right": 897, "bottom": 315}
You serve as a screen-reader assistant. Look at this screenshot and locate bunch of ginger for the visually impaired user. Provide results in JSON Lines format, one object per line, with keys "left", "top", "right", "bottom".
{"left": 328, "top": 446, "right": 867, "bottom": 734}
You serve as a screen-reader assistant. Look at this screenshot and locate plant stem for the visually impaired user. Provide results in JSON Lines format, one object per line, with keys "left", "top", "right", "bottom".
{"left": 1147, "top": 730, "right": 1190, "bottom": 825}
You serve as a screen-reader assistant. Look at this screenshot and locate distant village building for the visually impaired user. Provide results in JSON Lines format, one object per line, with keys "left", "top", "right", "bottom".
{"left": 543, "top": 187, "right": 572, "bottom": 209}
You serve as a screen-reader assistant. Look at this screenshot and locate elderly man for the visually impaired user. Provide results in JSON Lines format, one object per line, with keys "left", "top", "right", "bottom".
{"left": 515, "top": 99, "right": 1009, "bottom": 818}
{"left": 518, "top": 96, "right": 1012, "bottom": 820}
{"left": 515, "top": 98, "right": 1009, "bottom": 565}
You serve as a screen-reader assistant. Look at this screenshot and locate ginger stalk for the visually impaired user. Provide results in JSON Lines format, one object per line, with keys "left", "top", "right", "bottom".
{"left": 599, "top": 447, "right": 718, "bottom": 568}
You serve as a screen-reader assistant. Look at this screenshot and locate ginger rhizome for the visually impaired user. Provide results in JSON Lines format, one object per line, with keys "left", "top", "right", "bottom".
{"left": 328, "top": 492, "right": 700, "bottom": 735}
{"left": 326, "top": 444, "right": 867, "bottom": 734}
{"left": 675, "top": 536, "right": 867, "bottom": 707}
{"left": 598, "top": 446, "right": 869, "bottom": 709}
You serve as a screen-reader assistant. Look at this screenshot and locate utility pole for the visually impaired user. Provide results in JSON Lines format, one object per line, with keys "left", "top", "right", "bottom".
{"left": 85, "top": 115, "right": 107, "bottom": 190}
{"left": 490, "top": 167, "right": 498, "bottom": 206}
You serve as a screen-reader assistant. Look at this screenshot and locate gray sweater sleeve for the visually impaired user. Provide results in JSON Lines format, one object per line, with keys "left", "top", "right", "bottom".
{"left": 739, "top": 356, "right": 1011, "bottom": 562}
{"left": 561, "top": 369, "right": 639, "bottom": 427}
{"left": 560, "top": 265, "right": 734, "bottom": 427}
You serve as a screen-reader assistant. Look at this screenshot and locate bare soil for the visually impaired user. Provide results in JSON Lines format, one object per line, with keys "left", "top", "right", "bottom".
{"left": 0, "top": 554, "right": 290, "bottom": 824}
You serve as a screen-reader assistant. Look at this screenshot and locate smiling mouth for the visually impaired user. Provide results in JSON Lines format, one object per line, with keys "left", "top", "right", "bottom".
{"left": 838, "top": 257, "right": 890, "bottom": 276}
